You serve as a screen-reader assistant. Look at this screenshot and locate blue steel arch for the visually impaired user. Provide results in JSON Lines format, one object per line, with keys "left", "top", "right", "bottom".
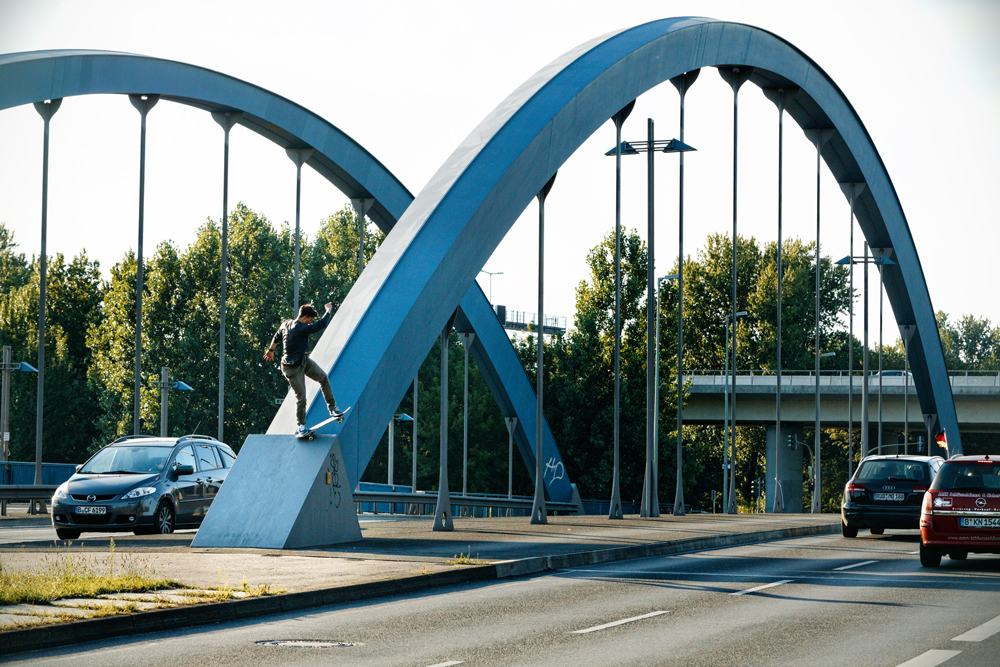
{"left": 288, "top": 15, "right": 961, "bottom": 471}
{"left": 0, "top": 49, "right": 577, "bottom": 499}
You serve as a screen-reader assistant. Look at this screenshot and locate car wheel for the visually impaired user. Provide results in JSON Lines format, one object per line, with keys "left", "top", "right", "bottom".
{"left": 154, "top": 502, "right": 175, "bottom": 534}
{"left": 869, "top": 527, "right": 885, "bottom": 535}
{"left": 920, "top": 542, "right": 942, "bottom": 568}
{"left": 55, "top": 528, "right": 81, "bottom": 540}
{"left": 841, "top": 521, "right": 858, "bottom": 538}
{"left": 949, "top": 551, "right": 968, "bottom": 561}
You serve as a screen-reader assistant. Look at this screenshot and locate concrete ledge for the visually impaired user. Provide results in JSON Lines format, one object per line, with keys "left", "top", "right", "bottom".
{"left": 0, "top": 521, "right": 839, "bottom": 657}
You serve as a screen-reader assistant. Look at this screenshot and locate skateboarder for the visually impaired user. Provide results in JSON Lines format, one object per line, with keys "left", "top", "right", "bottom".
{"left": 264, "top": 303, "right": 343, "bottom": 435}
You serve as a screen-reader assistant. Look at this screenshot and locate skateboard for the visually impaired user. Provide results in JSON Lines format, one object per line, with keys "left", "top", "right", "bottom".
{"left": 296, "top": 406, "right": 351, "bottom": 440}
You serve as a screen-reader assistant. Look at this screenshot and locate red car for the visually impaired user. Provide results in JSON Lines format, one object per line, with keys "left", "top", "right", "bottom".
{"left": 919, "top": 455, "right": 1000, "bottom": 567}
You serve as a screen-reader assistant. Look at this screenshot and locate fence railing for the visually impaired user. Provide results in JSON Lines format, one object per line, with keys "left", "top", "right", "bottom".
{"left": 685, "top": 369, "right": 1000, "bottom": 387}
{"left": 354, "top": 491, "right": 582, "bottom": 516}
{"left": 0, "top": 484, "right": 58, "bottom": 501}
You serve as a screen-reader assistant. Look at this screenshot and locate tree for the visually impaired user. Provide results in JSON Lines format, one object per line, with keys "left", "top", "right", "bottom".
{"left": 0, "top": 226, "right": 103, "bottom": 463}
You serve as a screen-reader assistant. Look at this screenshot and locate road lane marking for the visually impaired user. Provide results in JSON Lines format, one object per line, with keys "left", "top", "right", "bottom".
{"left": 559, "top": 569, "right": 1000, "bottom": 594}
{"left": 833, "top": 560, "right": 878, "bottom": 571}
{"left": 952, "top": 613, "right": 1000, "bottom": 642}
{"left": 731, "top": 579, "right": 793, "bottom": 596}
{"left": 895, "top": 649, "right": 961, "bottom": 667}
{"left": 571, "top": 610, "right": 669, "bottom": 634}
{"left": 425, "top": 662, "right": 464, "bottom": 667}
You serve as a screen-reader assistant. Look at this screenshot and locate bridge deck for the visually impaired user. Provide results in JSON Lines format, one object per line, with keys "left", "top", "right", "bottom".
{"left": 683, "top": 373, "right": 1000, "bottom": 431}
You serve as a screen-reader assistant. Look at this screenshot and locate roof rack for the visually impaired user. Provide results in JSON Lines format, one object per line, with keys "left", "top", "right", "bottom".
{"left": 110, "top": 434, "right": 159, "bottom": 445}
{"left": 175, "top": 434, "right": 220, "bottom": 445}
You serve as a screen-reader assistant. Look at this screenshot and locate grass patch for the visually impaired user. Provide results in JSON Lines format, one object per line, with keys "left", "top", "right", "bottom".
{"left": 0, "top": 540, "right": 182, "bottom": 606}
{"left": 447, "top": 551, "right": 488, "bottom": 566}
{"left": 201, "top": 570, "right": 285, "bottom": 599}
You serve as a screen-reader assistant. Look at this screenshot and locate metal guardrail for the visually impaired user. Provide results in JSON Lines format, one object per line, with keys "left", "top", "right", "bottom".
{"left": 687, "top": 369, "right": 1000, "bottom": 380}
{"left": 354, "top": 491, "right": 582, "bottom": 515}
{"left": 0, "top": 485, "right": 58, "bottom": 501}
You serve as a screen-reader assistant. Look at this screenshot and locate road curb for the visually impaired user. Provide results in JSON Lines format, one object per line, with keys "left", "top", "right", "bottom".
{"left": 0, "top": 521, "right": 838, "bottom": 656}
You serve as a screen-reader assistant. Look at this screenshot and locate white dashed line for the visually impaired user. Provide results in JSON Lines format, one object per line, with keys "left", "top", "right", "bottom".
{"left": 833, "top": 560, "right": 878, "bottom": 571}
{"left": 952, "top": 613, "right": 1000, "bottom": 642}
{"left": 730, "top": 579, "right": 794, "bottom": 596}
{"left": 894, "top": 649, "right": 961, "bottom": 667}
{"left": 571, "top": 610, "right": 670, "bottom": 634}
{"left": 425, "top": 661, "right": 464, "bottom": 667}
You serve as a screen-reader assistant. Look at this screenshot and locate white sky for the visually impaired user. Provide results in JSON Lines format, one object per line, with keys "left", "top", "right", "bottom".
{"left": 1, "top": 0, "right": 998, "bottom": 349}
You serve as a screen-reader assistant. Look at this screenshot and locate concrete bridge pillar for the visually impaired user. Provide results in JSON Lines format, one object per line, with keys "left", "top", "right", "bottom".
{"left": 766, "top": 425, "right": 804, "bottom": 513}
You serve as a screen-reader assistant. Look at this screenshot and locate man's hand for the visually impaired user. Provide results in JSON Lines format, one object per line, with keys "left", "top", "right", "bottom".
{"left": 324, "top": 302, "right": 333, "bottom": 313}
{"left": 264, "top": 349, "right": 275, "bottom": 362}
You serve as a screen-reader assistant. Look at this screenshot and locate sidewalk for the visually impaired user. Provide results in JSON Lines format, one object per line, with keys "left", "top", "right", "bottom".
{"left": 0, "top": 510, "right": 841, "bottom": 655}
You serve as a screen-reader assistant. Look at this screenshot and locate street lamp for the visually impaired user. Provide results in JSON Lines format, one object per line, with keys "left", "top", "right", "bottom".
{"left": 606, "top": 128, "right": 696, "bottom": 519}
{"left": 1, "top": 346, "right": 38, "bottom": 515}
{"left": 723, "top": 310, "right": 748, "bottom": 512}
{"left": 479, "top": 270, "right": 503, "bottom": 305}
{"left": 812, "top": 350, "right": 836, "bottom": 513}
{"left": 835, "top": 251, "right": 895, "bottom": 459}
{"left": 458, "top": 333, "right": 476, "bottom": 497}
{"left": 150, "top": 367, "right": 193, "bottom": 437}
{"left": 654, "top": 273, "right": 679, "bottom": 515}
{"left": 388, "top": 412, "right": 413, "bottom": 487}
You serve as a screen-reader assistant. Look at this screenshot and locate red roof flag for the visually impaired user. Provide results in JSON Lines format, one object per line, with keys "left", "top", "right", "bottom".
{"left": 936, "top": 431, "right": 948, "bottom": 451}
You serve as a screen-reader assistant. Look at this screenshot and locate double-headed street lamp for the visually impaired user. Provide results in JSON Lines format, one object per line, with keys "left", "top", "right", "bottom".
{"left": 1, "top": 346, "right": 38, "bottom": 515}
{"left": 606, "top": 125, "right": 695, "bottom": 519}
{"left": 835, "top": 250, "right": 895, "bottom": 459}
{"left": 723, "top": 310, "right": 748, "bottom": 512}
{"left": 479, "top": 270, "right": 503, "bottom": 305}
{"left": 149, "top": 367, "right": 193, "bottom": 437}
{"left": 387, "top": 412, "right": 413, "bottom": 487}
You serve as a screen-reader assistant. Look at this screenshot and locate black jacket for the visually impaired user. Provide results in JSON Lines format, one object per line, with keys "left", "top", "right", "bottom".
{"left": 271, "top": 312, "right": 331, "bottom": 366}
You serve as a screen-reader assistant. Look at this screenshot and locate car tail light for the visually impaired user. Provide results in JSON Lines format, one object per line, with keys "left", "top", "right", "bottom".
{"left": 913, "top": 485, "right": 928, "bottom": 493}
{"left": 921, "top": 491, "right": 935, "bottom": 516}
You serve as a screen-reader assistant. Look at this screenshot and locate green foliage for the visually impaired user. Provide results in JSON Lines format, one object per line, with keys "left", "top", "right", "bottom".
{"left": 0, "top": 225, "right": 103, "bottom": 463}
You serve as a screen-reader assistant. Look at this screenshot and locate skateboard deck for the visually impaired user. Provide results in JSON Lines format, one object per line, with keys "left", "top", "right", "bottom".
{"left": 296, "top": 406, "right": 351, "bottom": 440}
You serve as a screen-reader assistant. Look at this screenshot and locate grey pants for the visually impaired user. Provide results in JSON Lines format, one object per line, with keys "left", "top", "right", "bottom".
{"left": 281, "top": 356, "right": 336, "bottom": 426}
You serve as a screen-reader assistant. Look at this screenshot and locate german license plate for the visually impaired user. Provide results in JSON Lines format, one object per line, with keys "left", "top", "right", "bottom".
{"left": 960, "top": 517, "right": 1000, "bottom": 528}
{"left": 75, "top": 506, "right": 106, "bottom": 515}
{"left": 874, "top": 493, "right": 905, "bottom": 501}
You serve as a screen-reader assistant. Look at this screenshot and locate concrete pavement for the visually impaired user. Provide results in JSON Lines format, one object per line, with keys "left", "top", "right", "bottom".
{"left": 0, "top": 508, "right": 840, "bottom": 655}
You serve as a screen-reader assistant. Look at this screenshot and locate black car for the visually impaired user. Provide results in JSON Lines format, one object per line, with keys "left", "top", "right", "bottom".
{"left": 841, "top": 454, "right": 944, "bottom": 537}
{"left": 51, "top": 434, "right": 236, "bottom": 540}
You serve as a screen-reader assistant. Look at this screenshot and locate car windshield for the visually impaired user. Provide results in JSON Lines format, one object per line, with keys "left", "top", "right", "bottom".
{"left": 856, "top": 460, "right": 927, "bottom": 483}
{"left": 79, "top": 445, "right": 171, "bottom": 474}
{"left": 931, "top": 461, "right": 1000, "bottom": 492}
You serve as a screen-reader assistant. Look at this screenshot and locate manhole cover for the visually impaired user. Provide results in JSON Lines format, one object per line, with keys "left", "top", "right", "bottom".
{"left": 257, "top": 639, "right": 361, "bottom": 648}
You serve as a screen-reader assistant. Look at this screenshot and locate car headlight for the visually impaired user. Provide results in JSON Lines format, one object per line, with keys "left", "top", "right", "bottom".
{"left": 53, "top": 483, "right": 69, "bottom": 500}
{"left": 122, "top": 487, "right": 157, "bottom": 500}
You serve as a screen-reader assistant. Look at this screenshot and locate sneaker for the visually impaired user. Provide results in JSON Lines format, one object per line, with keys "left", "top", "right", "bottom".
{"left": 296, "top": 424, "right": 308, "bottom": 435}
{"left": 329, "top": 406, "right": 342, "bottom": 417}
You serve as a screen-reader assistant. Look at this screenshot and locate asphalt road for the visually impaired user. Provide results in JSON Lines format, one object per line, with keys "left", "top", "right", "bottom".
{"left": 7, "top": 532, "right": 1000, "bottom": 666}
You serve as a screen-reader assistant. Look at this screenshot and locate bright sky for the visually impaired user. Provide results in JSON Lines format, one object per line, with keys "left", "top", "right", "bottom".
{"left": 1, "top": 0, "right": 998, "bottom": 348}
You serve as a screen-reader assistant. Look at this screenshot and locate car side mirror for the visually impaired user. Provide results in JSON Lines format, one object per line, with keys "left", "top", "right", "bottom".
{"left": 75, "top": 464, "right": 82, "bottom": 472}
{"left": 172, "top": 464, "right": 195, "bottom": 478}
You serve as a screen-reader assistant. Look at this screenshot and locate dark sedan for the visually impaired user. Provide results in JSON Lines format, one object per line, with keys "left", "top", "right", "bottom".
{"left": 841, "top": 454, "right": 944, "bottom": 537}
{"left": 51, "top": 434, "right": 236, "bottom": 540}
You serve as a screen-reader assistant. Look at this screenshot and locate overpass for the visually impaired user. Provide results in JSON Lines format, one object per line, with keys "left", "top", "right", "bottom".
{"left": 684, "top": 370, "right": 1000, "bottom": 434}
